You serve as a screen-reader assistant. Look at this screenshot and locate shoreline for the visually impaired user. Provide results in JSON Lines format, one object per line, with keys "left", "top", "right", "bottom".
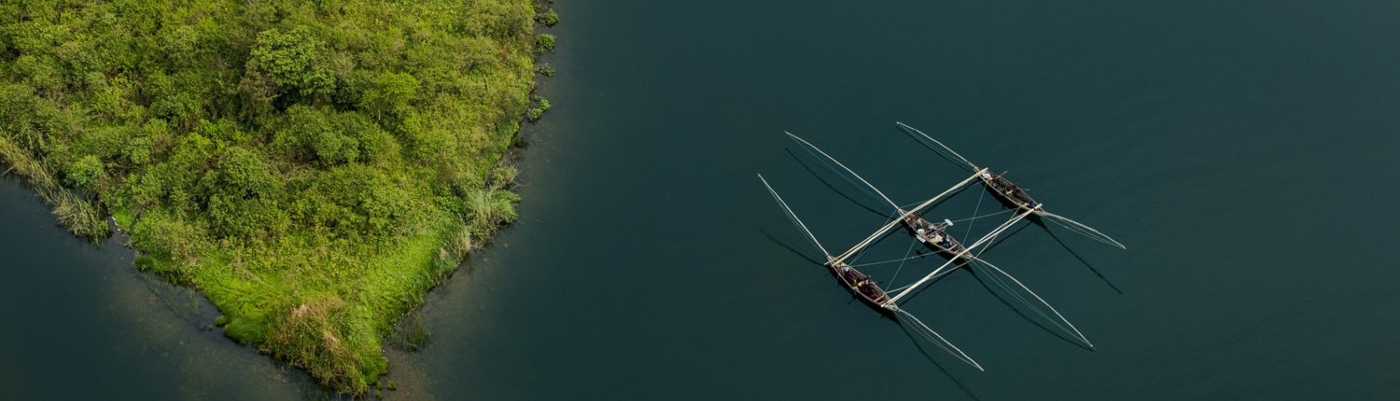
{"left": 0, "top": 0, "right": 558, "bottom": 395}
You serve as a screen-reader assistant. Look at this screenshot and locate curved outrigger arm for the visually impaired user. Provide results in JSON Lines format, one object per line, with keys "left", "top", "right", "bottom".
{"left": 785, "top": 132, "right": 902, "bottom": 212}
{"left": 1036, "top": 210, "right": 1127, "bottom": 250}
{"left": 890, "top": 305, "right": 985, "bottom": 371}
{"left": 897, "top": 122, "right": 1126, "bottom": 250}
{"left": 896, "top": 122, "right": 981, "bottom": 172}
{"left": 832, "top": 168, "right": 989, "bottom": 264}
{"left": 886, "top": 205, "right": 1039, "bottom": 305}
{"left": 960, "top": 255, "right": 1094, "bottom": 348}
{"left": 760, "top": 173, "right": 988, "bottom": 371}
{"left": 757, "top": 173, "right": 835, "bottom": 261}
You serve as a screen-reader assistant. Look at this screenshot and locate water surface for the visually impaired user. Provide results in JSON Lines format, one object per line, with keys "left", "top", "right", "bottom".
{"left": 5, "top": 0, "right": 1400, "bottom": 400}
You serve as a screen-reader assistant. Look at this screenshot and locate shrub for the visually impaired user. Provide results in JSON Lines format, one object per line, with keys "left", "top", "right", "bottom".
{"left": 64, "top": 155, "right": 105, "bottom": 192}
{"left": 535, "top": 33, "right": 556, "bottom": 53}
{"left": 537, "top": 9, "right": 559, "bottom": 27}
{"left": 525, "top": 97, "right": 550, "bottom": 122}
{"left": 536, "top": 64, "right": 556, "bottom": 77}
{"left": 245, "top": 27, "right": 335, "bottom": 99}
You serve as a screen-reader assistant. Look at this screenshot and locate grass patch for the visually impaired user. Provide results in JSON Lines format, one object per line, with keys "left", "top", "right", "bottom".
{"left": 388, "top": 311, "right": 432, "bottom": 352}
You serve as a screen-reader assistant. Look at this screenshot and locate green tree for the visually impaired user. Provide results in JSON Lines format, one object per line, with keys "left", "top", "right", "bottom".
{"left": 358, "top": 72, "right": 419, "bottom": 121}
{"left": 246, "top": 27, "right": 335, "bottom": 100}
{"left": 215, "top": 146, "right": 279, "bottom": 198}
{"left": 272, "top": 105, "right": 361, "bottom": 166}
{"left": 64, "top": 155, "right": 104, "bottom": 192}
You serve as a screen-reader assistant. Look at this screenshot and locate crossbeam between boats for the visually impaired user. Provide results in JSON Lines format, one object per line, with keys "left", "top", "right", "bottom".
{"left": 887, "top": 205, "right": 1039, "bottom": 304}
{"left": 832, "top": 168, "right": 988, "bottom": 264}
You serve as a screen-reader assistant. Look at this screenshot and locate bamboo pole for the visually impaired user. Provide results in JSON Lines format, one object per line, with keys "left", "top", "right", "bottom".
{"left": 833, "top": 168, "right": 987, "bottom": 264}
{"left": 886, "top": 205, "right": 1038, "bottom": 304}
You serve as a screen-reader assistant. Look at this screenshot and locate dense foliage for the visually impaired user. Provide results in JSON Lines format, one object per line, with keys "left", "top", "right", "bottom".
{"left": 0, "top": 0, "right": 548, "bottom": 394}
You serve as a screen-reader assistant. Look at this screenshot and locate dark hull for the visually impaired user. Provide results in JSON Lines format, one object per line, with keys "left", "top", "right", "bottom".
{"left": 826, "top": 263, "right": 896, "bottom": 318}
{"left": 982, "top": 185, "right": 1048, "bottom": 229}
{"left": 981, "top": 175, "right": 1039, "bottom": 212}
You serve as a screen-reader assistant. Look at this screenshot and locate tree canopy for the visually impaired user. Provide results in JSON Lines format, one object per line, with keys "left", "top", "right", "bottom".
{"left": 0, "top": 0, "right": 549, "bottom": 394}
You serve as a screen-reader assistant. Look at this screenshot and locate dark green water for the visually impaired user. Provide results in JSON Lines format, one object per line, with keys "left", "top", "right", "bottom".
{"left": 6, "top": 0, "right": 1400, "bottom": 399}
{"left": 0, "top": 175, "right": 309, "bottom": 400}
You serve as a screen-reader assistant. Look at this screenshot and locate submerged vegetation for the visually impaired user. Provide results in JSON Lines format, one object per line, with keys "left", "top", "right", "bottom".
{"left": 0, "top": 0, "right": 554, "bottom": 394}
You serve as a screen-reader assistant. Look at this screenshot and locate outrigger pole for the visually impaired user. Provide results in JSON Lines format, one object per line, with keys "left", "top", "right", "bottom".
{"left": 758, "top": 173, "right": 987, "bottom": 370}
{"left": 783, "top": 132, "right": 989, "bottom": 264}
{"left": 887, "top": 205, "right": 1039, "bottom": 304}
{"left": 757, "top": 174, "right": 833, "bottom": 262}
{"left": 878, "top": 210, "right": 1096, "bottom": 347}
{"left": 895, "top": 122, "right": 980, "bottom": 171}
{"left": 834, "top": 170, "right": 984, "bottom": 264}
{"left": 895, "top": 122, "right": 1127, "bottom": 250}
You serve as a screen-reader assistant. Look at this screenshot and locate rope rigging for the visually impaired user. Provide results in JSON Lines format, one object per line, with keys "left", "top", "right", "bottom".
{"left": 948, "top": 208, "right": 1013, "bottom": 224}
{"left": 963, "top": 186, "right": 986, "bottom": 241}
{"left": 848, "top": 249, "right": 932, "bottom": 268}
{"left": 887, "top": 238, "right": 919, "bottom": 288}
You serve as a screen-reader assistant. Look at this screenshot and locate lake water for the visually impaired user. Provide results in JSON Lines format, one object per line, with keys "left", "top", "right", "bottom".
{"left": 5, "top": 0, "right": 1400, "bottom": 400}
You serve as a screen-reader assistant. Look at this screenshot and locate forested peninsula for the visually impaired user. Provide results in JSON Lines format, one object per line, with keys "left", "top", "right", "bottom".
{"left": 0, "top": 0, "right": 554, "bottom": 394}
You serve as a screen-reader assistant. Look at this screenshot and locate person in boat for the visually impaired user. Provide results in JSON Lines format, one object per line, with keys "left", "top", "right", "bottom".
{"left": 991, "top": 173, "right": 1012, "bottom": 192}
{"left": 856, "top": 280, "right": 872, "bottom": 297}
{"left": 859, "top": 281, "right": 880, "bottom": 298}
{"left": 842, "top": 267, "right": 857, "bottom": 284}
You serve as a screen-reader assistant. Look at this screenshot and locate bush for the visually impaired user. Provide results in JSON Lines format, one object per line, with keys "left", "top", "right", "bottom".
{"left": 64, "top": 155, "right": 105, "bottom": 192}
{"left": 537, "top": 9, "right": 559, "bottom": 27}
{"left": 535, "top": 34, "right": 556, "bottom": 53}
{"left": 465, "top": 188, "right": 519, "bottom": 236}
{"left": 525, "top": 97, "right": 550, "bottom": 122}
{"left": 245, "top": 27, "right": 335, "bottom": 99}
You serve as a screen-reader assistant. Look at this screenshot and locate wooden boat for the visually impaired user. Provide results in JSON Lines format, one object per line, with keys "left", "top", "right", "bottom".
{"left": 980, "top": 170, "right": 1040, "bottom": 211}
{"left": 901, "top": 214, "right": 970, "bottom": 263}
{"left": 830, "top": 261, "right": 895, "bottom": 316}
{"left": 897, "top": 122, "right": 1126, "bottom": 250}
{"left": 758, "top": 174, "right": 982, "bottom": 369}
